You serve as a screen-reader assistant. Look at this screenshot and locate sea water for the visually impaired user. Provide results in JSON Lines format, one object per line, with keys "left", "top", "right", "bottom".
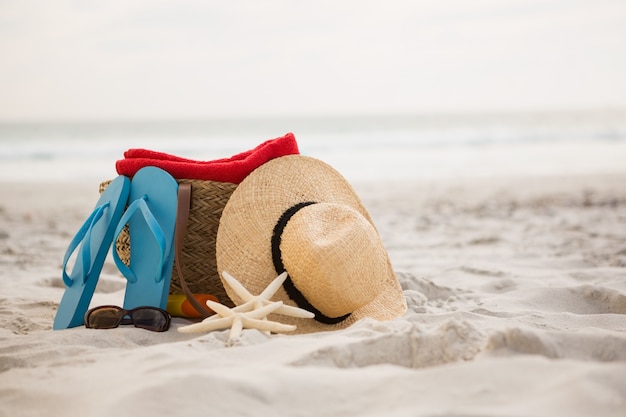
{"left": 1, "top": 110, "right": 626, "bottom": 183}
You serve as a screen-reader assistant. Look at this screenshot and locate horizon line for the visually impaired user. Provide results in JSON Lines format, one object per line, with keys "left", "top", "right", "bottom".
{"left": 1, "top": 106, "right": 626, "bottom": 126}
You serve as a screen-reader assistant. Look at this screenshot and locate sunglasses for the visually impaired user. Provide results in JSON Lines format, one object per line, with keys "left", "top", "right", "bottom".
{"left": 84, "top": 305, "right": 171, "bottom": 332}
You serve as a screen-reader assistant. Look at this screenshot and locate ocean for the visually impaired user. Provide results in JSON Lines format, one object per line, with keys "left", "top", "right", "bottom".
{"left": 1, "top": 110, "right": 626, "bottom": 183}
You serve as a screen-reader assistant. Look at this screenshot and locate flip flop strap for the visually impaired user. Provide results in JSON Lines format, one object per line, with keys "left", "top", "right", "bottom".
{"left": 62, "top": 202, "right": 110, "bottom": 287}
{"left": 112, "top": 196, "right": 168, "bottom": 284}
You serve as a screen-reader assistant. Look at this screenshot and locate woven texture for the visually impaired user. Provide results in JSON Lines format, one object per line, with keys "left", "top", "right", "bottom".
{"left": 281, "top": 203, "right": 388, "bottom": 318}
{"left": 100, "top": 178, "right": 237, "bottom": 306}
{"left": 216, "top": 155, "right": 407, "bottom": 333}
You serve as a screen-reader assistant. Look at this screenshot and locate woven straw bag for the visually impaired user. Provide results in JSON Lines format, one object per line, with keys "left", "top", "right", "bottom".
{"left": 100, "top": 178, "right": 238, "bottom": 308}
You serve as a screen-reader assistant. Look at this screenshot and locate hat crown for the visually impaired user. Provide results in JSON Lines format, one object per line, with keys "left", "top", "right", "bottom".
{"left": 281, "top": 203, "right": 387, "bottom": 318}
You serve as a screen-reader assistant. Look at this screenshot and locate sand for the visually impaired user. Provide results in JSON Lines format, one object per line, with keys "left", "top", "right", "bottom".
{"left": 1, "top": 170, "right": 625, "bottom": 416}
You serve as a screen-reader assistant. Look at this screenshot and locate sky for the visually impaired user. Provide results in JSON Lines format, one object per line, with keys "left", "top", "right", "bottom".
{"left": 0, "top": 0, "right": 625, "bottom": 122}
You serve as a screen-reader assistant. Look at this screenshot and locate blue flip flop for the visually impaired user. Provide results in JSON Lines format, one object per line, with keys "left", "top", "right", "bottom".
{"left": 53, "top": 175, "right": 131, "bottom": 330}
{"left": 112, "top": 166, "right": 178, "bottom": 310}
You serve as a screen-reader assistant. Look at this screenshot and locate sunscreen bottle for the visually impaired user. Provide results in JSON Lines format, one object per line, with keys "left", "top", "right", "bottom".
{"left": 166, "top": 294, "right": 218, "bottom": 318}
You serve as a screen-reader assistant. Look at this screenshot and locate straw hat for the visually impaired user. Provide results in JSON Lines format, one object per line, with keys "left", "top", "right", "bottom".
{"left": 216, "top": 155, "right": 407, "bottom": 333}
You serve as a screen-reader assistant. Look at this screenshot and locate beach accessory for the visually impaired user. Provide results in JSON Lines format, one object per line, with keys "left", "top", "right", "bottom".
{"left": 112, "top": 166, "right": 178, "bottom": 310}
{"left": 178, "top": 271, "right": 314, "bottom": 340}
{"left": 84, "top": 305, "right": 171, "bottom": 332}
{"left": 116, "top": 133, "right": 300, "bottom": 183}
{"left": 216, "top": 155, "right": 407, "bottom": 334}
{"left": 166, "top": 294, "right": 218, "bottom": 318}
{"left": 53, "top": 175, "right": 131, "bottom": 330}
{"left": 108, "top": 134, "right": 300, "bottom": 315}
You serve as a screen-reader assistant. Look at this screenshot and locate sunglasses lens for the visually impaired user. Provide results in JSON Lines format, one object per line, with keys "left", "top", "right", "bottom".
{"left": 85, "top": 307, "right": 123, "bottom": 329}
{"left": 130, "top": 309, "right": 170, "bottom": 332}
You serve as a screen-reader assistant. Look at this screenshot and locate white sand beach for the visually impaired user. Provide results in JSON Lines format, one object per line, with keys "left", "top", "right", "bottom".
{"left": 2, "top": 0, "right": 626, "bottom": 414}
{"left": 1, "top": 143, "right": 625, "bottom": 417}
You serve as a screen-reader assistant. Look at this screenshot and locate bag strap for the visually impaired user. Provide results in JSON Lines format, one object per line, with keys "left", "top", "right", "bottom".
{"left": 175, "top": 183, "right": 214, "bottom": 318}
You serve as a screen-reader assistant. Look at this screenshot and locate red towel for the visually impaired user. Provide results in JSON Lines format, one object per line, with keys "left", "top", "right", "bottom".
{"left": 116, "top": 132, "right": 300, "bottom": 184}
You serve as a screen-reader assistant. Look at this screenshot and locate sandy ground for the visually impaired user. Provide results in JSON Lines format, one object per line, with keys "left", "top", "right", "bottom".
{"left": 1, "top": 171, "right": 625, "bottom": 417}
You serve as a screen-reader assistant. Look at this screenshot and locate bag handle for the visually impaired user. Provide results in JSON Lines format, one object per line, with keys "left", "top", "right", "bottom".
{"left": 175, "top": 183, "right": 215, "bottom": 318}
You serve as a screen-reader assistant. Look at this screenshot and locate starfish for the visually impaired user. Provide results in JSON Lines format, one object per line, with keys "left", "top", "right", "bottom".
{"left": 177, "top": 271, "right": 314, "bottom": 340}
{"left": 221, "top": 271, "right": 314, "bottom": 319}
{"left": 178, "top": 299, "right": 296, "bottom": 340}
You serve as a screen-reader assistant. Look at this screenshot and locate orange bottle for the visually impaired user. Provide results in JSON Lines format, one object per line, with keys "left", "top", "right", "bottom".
{"left": 166, "top": 294, "right": 218, "bottom": 318}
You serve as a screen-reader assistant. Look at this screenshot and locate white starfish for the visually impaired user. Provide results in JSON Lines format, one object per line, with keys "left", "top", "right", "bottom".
{"left": 178, "top": 299, "right": 296, "bottom": 340}
{"left": 221, "top": 271, "right": 315, "bottom": 319}
{"left": 177, "top": 271, "right": 314, "bottom": 340}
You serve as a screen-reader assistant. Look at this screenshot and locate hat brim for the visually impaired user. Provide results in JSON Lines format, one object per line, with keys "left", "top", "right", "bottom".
{"left": 216, "top": 155, "right": 407, "bottom": 333}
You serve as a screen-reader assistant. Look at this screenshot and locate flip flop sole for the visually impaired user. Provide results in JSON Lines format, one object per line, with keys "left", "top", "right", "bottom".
{"left": 53, "top": 175, "right": 131, "bottom": 330}
{"left": 120, "top": 167, "right": 178, "bottom": 310}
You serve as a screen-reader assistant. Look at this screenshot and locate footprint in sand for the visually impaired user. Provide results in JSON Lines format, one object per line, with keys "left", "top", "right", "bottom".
{"left": 485, "top": 326, "right": 626, "bottom": 362}
{"left": 397, "top": 272, "right": 460, "bottom": 300}
{"left": 290, "top": 318, "right": 484, "bottom": 369}
{"left": 522, "top": 285, "right": 626, "bottom": 315}
{"left": 0, "top": 298, "right": 56, "bottom": 334}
